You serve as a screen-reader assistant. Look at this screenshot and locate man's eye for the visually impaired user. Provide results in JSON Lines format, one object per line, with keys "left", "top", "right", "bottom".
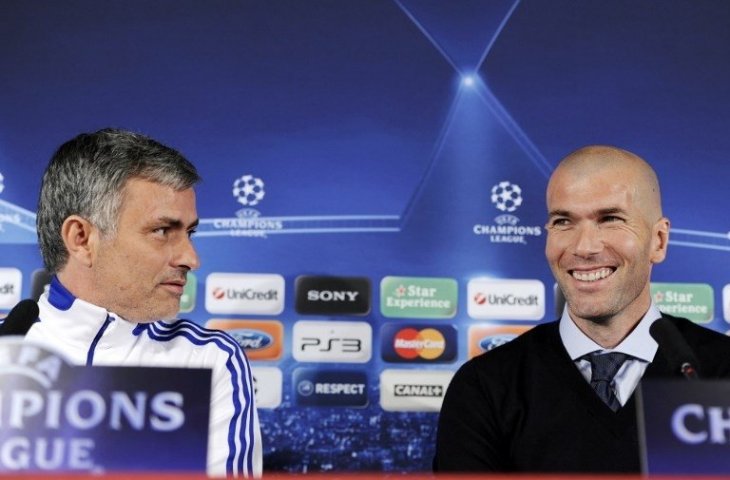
{"left": 602, "top": 216, "right": 623, "bottom": 223}
{"left": 187, "top": 229, "right": 197, "bottom": 238}
{"left": 550, "top": 218, "right": 570, "bottom": 227}
{"left": 153, "top": 227, "right": 169, "bottom": 236}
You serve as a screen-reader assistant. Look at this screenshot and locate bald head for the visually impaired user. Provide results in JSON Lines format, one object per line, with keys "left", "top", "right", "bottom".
{"left": 548, "top": 145, "right": 663, "bottom": 223}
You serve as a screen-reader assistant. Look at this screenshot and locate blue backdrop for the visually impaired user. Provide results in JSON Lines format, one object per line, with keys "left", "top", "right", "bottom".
{"left": 1, "top": 0, "right": 729, "bottom": 473}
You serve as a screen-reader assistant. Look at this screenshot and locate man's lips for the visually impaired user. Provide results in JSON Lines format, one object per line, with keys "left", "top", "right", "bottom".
{"left": 160, "top": 279, "right": 186, "bottom": 295}
{"left": 568, "top": 267, "right": 615, "bottom": 282}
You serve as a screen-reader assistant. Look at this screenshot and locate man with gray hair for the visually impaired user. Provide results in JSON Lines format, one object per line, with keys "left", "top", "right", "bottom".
{"left": 26, "top": 128, "right": 262, "bottom": 477}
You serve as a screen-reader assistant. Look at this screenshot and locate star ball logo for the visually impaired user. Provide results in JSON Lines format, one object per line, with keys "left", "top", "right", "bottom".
{"left": 233, "top": 174, "right": 265, "bottom": 207}
{"left": 491, "top": 181, "right": 522, "bottom": 212}
{"left": 473, "top": 180, "right": 542, "bottom": 245}
{"left": 207, "top": 174, "right": 282, "bottom": 237}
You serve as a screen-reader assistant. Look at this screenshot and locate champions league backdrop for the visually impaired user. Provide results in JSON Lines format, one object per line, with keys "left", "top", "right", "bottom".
{"left": 1, "top": 0, "right": 729, "bottom": 473}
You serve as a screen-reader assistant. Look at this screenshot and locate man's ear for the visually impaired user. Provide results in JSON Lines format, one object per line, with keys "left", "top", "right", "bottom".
{"left": 60, "top": 215, "right": 98, "bottom": 268}
{"left": 650, "top": 217, "right": 670, "bottom": 264}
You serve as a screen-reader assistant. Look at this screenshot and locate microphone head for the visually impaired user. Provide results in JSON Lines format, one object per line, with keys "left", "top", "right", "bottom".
{"left": 650, "top": 317, "right": 700, "bottom": 379}
{"left": 0, "top": 299, "right": 39, "bottom": 336}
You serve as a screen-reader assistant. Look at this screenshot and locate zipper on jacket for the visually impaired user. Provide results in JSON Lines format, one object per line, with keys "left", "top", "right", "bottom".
{"left": 87, "top": 314, "right": 114, "bottom": 366}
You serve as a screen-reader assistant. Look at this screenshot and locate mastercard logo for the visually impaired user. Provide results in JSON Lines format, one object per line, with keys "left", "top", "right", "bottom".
{"left": 393, "top": 328, "right": 446, "bottom": 360}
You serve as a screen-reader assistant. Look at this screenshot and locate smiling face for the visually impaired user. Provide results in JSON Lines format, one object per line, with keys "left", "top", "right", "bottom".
{"left": 87, "top": 178, "right": 200, "bottom": 322}
{"left": 545, "top": 147, "right": 669, "bottom": 330}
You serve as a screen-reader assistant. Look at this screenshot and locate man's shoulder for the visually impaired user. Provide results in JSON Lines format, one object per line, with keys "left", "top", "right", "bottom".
{"left": 663, "top": 313, "right": 730, "bottom": 345}
{"left": 145, "top": 319, "right": 245, "bottom": 355}
{"left": 663, "top": 313, "right": 730, "bottom": 375}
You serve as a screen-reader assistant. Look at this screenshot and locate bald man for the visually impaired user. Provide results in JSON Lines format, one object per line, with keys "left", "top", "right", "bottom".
{"left": 434, "top": 146, "right": 730, "bottom": 473}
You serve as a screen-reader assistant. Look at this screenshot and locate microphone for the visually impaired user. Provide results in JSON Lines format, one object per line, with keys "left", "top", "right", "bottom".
{"left": 649, "top": 317, "right": 700, "bottom": 380}
{"left": 0, "top": 299, "right": 39, "bottom": 336}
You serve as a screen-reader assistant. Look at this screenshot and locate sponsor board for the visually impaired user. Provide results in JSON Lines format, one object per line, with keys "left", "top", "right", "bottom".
{"left": 293, "top": 368, "right": 368, "bottom": 407}
{"left": 380, "top": 323, "right": 457, "bottom": 363}
{"left": 379, "top": 369, "right": 454, "bottom": 412}
{"left": 724, "top": 285, "right": 730, "bottom": 323}
{"left": 206, "top": 319, "right": 283, "bottom": 361}
{"left": 205, "top": 273, "right": 284, "bottom": 315}
{"left": 380, "top": 276, "right": 457, "bottom": 319}
{"left": 251, "top": 366, "right": 282, "bottom": 409}
{"left": 468, "top": 324, "right": 532, "bottom": 359}
{"left": 651, "top": 283, "right": 714, "bottom": 323}
{"left": 0, "top": 337, "right": 210, "bottom": 472}
{"left": 0, "top": 268, "right": 21, "bottom": 310}
{"left": 467, "top": 278, "right": 544, "bottom": 320}
{"left": 292, "top": 320, "right": 371, "bottom": 363}
{"left": 640, "top": 379, "right": 730, "bottom": 474}
{"left": 295, "top": 275, "right": 371, "bottom": 315}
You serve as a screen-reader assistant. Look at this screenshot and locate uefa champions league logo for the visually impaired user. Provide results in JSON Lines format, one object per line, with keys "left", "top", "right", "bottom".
{"left": 472, "top": 179, "right": 542, "bottom": 244}
{"left": 232, "top": 174, "right": 265, "bottom": 207}
{"left": 490, "top": 181, "right": 522, "bottom": 213}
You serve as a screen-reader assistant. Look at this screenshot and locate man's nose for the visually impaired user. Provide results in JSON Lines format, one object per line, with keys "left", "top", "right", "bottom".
{"left": 176, "top": 235, "right": 200, "bottom": 271}
{"left": 573, "top": 223, "right": 603, "bottom": 257}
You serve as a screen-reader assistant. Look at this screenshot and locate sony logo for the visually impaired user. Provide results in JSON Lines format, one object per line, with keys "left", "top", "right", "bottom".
{"left": 306, "top": 290, "right": 359, "bottom": 302}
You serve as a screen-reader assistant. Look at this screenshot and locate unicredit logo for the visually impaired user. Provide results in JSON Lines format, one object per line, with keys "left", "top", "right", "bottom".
{"left": 211, "top": 287, "right": 279, "bottom": 301}
{"left": 473, "top": 292, "right": 539, "bottom": 306}
{"left": 467, "top": 278, "right": 544, "bottom": 320}
{"left": 295, "top": 275, "right": 370, "bottom": 315}
{"left": 205, "top": 273, "right": 284, "bottom": 315}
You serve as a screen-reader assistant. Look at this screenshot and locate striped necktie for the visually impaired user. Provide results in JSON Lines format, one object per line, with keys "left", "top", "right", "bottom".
{"left": 585, "top": 352, "right": 628, "bottom": 411}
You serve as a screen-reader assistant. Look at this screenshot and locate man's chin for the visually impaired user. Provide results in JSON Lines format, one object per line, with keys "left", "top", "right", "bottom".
{"left": 566, "top": 300, "right": 614, "bottom": 324}
{"left": 126, "top": 305, "right": 180, "bottom": 323}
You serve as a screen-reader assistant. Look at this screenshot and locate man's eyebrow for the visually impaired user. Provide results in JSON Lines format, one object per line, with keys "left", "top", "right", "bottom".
{"left": 596, "top": 207, "right": 626, "bottom": 216}
{"left": 547, "top": 207, "right": 627, "bottom": 219}
{"left": 156, "top": 217, "right": 200, "bottom": 229}
{"left": 547, "top": 209, "right": 571, "bottom": 218}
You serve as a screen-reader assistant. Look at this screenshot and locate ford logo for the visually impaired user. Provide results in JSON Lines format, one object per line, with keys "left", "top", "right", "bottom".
{"left": 231, "top": 330, "right": 272, "bottom": 350}
{"left": 479, "top": 334, "right": 517, "bottom": 352}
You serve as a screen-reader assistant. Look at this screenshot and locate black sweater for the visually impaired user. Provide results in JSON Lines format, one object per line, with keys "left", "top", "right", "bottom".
{"left": 434, "top": 314, "right": 730, "bottom": 473}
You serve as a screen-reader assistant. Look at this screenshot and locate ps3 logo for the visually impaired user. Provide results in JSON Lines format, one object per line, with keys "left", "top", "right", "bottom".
{"left": 293, "top": 321, "right": 371, "bottom": 363}
{"left": 300, "top": 337, "right": 362, "bottom": 353}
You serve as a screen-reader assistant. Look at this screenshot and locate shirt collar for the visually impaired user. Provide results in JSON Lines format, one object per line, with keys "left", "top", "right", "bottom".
{"left": 559, "top": 302, "right": 662, "bottom": 362}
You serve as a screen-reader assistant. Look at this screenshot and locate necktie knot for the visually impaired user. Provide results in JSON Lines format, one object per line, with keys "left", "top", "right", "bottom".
{"left": 583, "top": 352, "right": 629, "bottom": 411}
{"left": 588, "top": 351, "right": 628, "bottom": 383}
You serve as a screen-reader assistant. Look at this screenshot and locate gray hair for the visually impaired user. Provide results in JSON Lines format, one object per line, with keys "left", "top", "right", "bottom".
{"left": 37, "top": 128, "right": 201, "bottom": 274}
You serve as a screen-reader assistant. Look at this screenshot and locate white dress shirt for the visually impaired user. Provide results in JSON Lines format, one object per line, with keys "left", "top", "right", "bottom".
{"left": 559, "top": 303, "right": 662, "bottom": 406}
